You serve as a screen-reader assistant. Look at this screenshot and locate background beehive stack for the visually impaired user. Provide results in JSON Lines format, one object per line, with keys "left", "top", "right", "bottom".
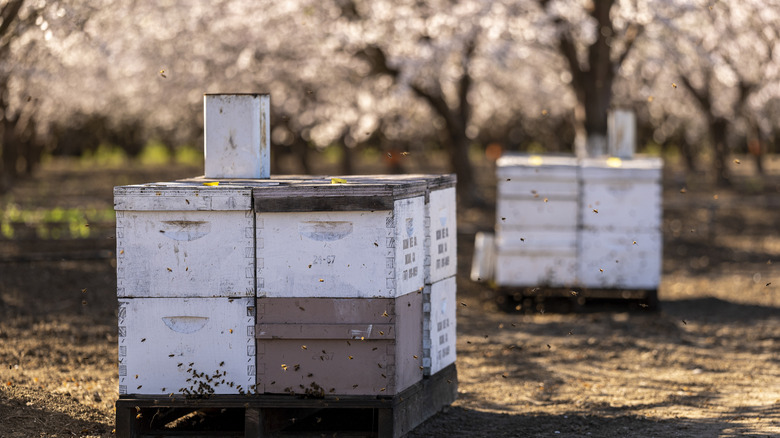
{"left": 493, "top": 154, "right": 580, "bottom": 287}
{"left": 578, "top": 157, "right": 663, "bottom": 289}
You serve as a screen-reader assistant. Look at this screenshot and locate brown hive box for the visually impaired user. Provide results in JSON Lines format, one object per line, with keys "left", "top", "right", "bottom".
{"left": 255, "top": 292, "right": 423, "bottom": 396}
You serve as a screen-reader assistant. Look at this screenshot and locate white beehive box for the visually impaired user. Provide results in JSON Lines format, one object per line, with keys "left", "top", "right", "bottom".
{"left": 204, "top": 94, "right": 270, "bottom": 179}
{"left": 578, "top": 230, "right": 662, "bottom": 289}
{"left": 495, "top": 154, "right": 579, "bottom": 235}
{"left": 118, "top": 297, "right": 255, "bottom": 396}
{"left": 320, "top": 174, "right": 458, "bottom": 285}
{"left": 580, "top": 157, "right": 662, "bottom": 232}
{"left": 422, "top": 276, "right": 456, "bottom": 376}
{"left": 254, "top": 181, "right": 428, "bottom": 298}
{"left": 114, "top": 183, "right": 255, "bottom": 298}
{"left": 494, "top": 230, "right": 578, "bottom": 287}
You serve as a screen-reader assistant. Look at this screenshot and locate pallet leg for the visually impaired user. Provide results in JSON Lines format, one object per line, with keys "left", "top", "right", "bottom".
{"left": 245, "top": 407, "right": 262, "bottom": 438}
{"left": 377, "top": 408, "right": 395, "bottom": 438}
{"left": 115, "top": 402, "right": 138, "bottom": 438}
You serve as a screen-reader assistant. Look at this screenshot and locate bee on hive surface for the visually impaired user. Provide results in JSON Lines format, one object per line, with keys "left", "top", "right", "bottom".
{"left": 141, "top": 338, "right": 146, "bottom": 342}
{"left": 219, "top": 361, "right": 224, "bottom": 367}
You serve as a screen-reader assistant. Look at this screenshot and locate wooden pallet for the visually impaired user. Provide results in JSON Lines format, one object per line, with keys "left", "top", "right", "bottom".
{"left": 116, "top": 363, "right": 457, "bottom": 438}
{"left": 496, "top": 286, "right": 659, "bottom": 313}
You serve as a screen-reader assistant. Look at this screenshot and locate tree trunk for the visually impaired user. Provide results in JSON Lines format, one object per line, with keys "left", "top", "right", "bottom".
{"left": 711, "top": 117, "right": 731, "bottom": 187}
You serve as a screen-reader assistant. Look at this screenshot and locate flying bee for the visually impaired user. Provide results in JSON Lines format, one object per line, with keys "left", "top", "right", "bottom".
{"left": 413, "top": 355, "right": 418, "bottom": 359}
{"left": 159, "top": 70, "right": 167, "bottom": 78}
{"left": 382, "top": 311, "right": 389, "bottom": 317}
{"left": 592, "top": 209, "right": 598, "bottom": 214}
{"left": 281, "top": 364, "right": 288, "bottom": 371}
{"left": 672, "top": 82, "right": 677, "bottom": 88}
{"left": 348, "top": 356, "right": 353, "bottom": 360}
{"left": 301, "top": 345, "right": 307, "bottom": 350}
{"left": 294, "top": 364, "right": 300, "bottom": 371}
{"left": 141, "top": 338, "right": 146, "bottom": 342}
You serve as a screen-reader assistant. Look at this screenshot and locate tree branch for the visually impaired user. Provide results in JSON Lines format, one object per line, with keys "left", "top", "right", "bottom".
{"left": 0, "top": 0, "right": 24, "bottom": 40}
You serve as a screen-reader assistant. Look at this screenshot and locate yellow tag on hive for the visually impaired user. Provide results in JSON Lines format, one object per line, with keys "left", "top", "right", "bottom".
{"left": 528, "top": 155, "right": 543, "bottom": 166}
{"left": 202, "top": 181, "right": 219, "bottom": 186}
{"left": 331, "top": 178, "right": 348, "bottom": 184}
{"left": 606, "top": 157, "right": 622, "bottom": 168}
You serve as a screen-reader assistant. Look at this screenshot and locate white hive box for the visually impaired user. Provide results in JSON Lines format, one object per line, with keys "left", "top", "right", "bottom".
{"left": 117, "top": 297, "right": 255, "bottom": 396}
{"left": 114, "top": 183, "right": 257, "bottom": 298}
{"left": 422, "top": 276, "right": 456, "bottom": 376}
{"left": 254, "top": 180, "right": 428, "bottom": 298}
{"left": 204, "top": 94, "right": 271, "bottom": 179}
{"left": 322, "top": 174, "right": 458, "bottom": 285}
{"left": 495, "top": 154, "right": 579, "bottom": 235}
{"left": 580, "top": 157, "right": 662, "bottom": 232}
{"left": 494, "top": 230, "right": 578, "bottom": 287}
{"left": 578, "top": 230, "right": 662, "bottom": 289}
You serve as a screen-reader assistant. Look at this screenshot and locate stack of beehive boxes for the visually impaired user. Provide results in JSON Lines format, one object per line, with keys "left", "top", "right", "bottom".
{"left": 115, "top": 183, "right": 259, "bottom": 397}
{"left": 115, "top": 94, "right": 457, "bottom": 400}
{"left": 578, "top": 157, "right": 662, "bottom": 289}
{"left": 484, "top": 153, "right": 662, "bottom": 291}
{"left": 493, "top": 154, "right": 580, "bottom": 287}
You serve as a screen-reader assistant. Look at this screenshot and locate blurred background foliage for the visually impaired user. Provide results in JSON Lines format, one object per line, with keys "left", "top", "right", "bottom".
{"left": 1, "top": 0, "right": 779, "bottom": 202}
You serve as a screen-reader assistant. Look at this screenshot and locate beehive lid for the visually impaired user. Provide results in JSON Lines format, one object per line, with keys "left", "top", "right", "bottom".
{"left": 580, "top": 156, "right": 663, "bottom": 181}
{"left": 252, "top": 177, "right": 429, "bottom": 212}
{"left": 114, "top": 181, "right": 271, "bottom": 211}
{"left": 496, "top": 154, "right": 579, "bottom": 179}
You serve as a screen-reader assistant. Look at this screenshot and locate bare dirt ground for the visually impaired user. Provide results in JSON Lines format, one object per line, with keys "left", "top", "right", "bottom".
{"left": 1, "top": 154, "right": 779, "bottom": 437}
